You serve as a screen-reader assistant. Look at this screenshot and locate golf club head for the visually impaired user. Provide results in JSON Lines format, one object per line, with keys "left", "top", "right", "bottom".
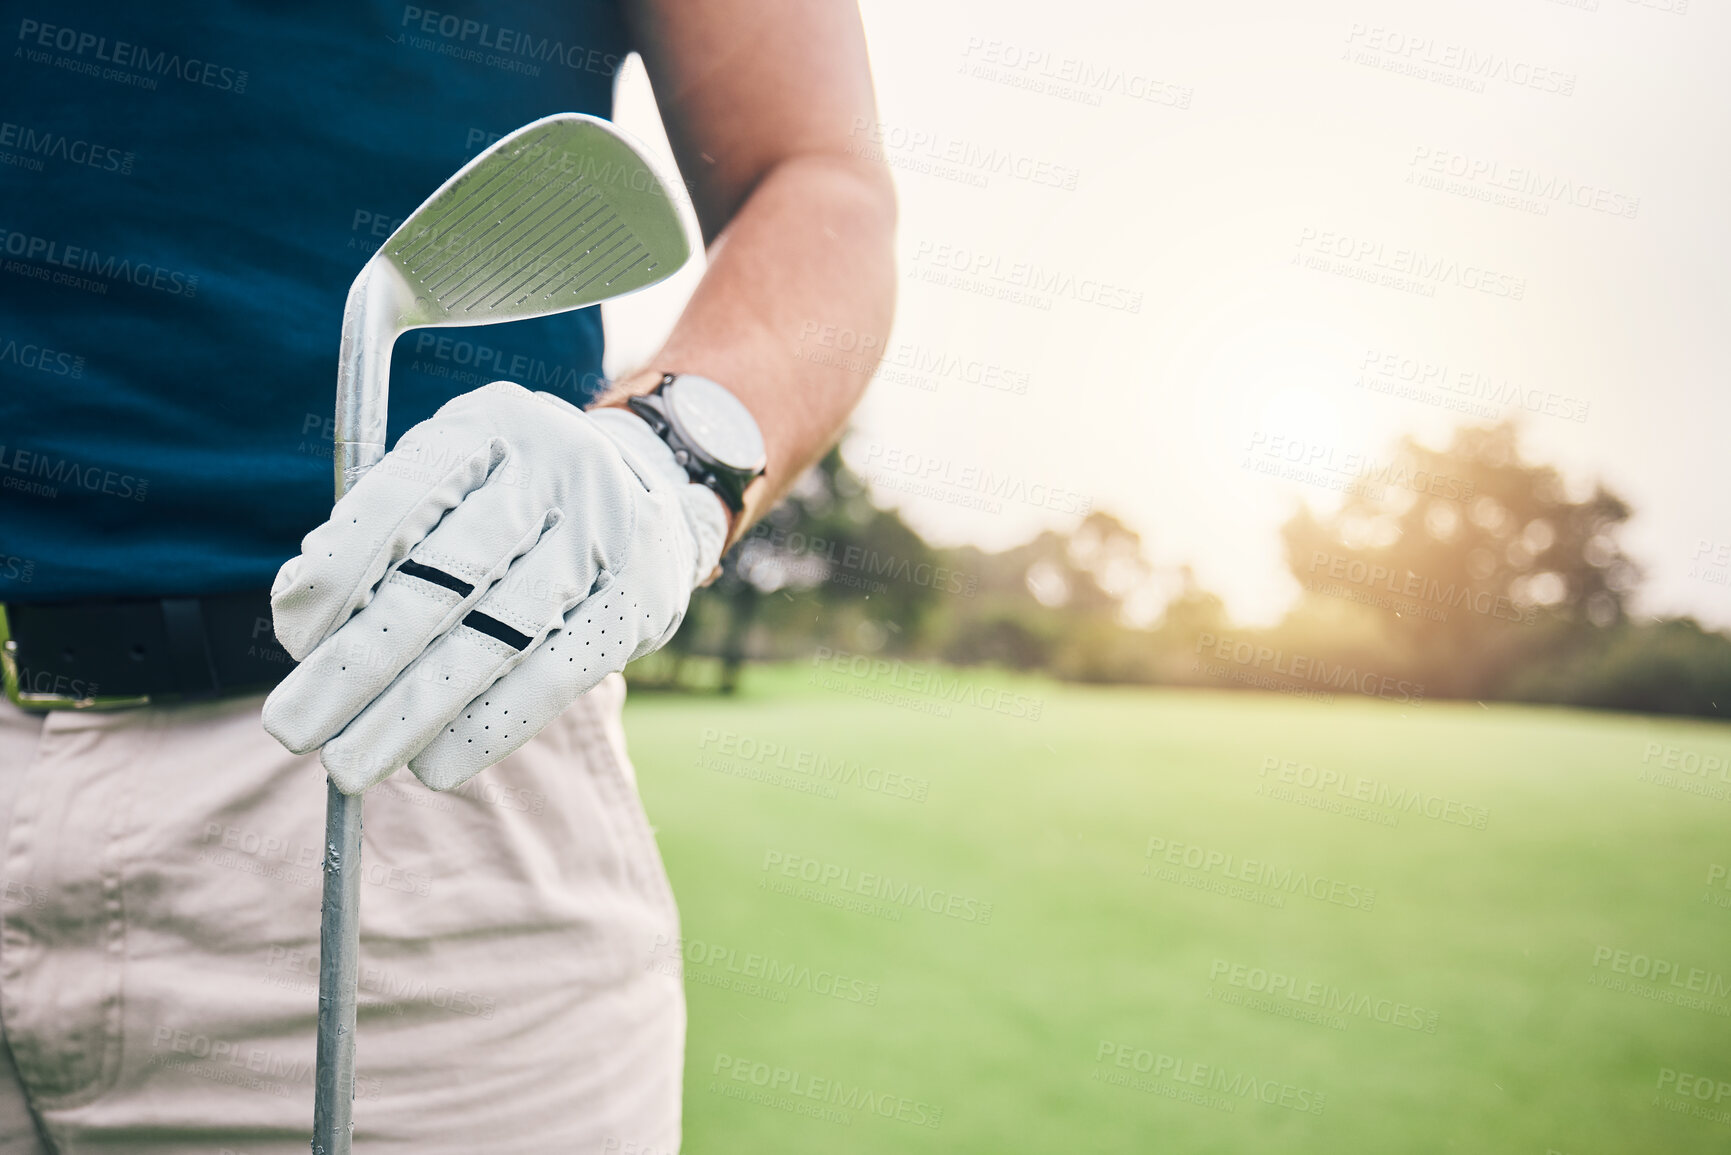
{"left": 383, "top": 114, "right": 693, "bottom": 324}
{"left": 334, "top": 113, "right": 697, "bottom": 494}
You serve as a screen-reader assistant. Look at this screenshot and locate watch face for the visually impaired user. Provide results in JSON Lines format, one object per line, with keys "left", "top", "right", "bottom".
{"left": 665, "top": 375, "right": 767, "bottom": 473}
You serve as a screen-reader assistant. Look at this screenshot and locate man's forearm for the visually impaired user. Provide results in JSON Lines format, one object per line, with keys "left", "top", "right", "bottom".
{"left": 597, "top": 151, "right": 896, "bottom": 543}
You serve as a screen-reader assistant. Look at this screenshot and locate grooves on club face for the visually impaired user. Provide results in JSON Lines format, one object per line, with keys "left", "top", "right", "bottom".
{"left": 381, "top": 115, "right": 691, "bottom": 323}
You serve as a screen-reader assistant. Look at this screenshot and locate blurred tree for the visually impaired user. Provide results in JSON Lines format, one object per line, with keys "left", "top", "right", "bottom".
{"left": 938, "top": 511, "right": 1152, "bottom": 674}
{"left": 636, "top": 446, "right": 951, "bottom": 689}
{"left": 1502, "top": 617, "right": 1731, "bottom": 717}
{"left": 633, "top": 418, "right": 1731, "bottom": 718}
{"left": 1279, "top": 421, "right": 1640, "bottom": 697}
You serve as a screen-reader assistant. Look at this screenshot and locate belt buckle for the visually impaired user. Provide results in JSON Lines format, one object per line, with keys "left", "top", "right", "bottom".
{"left": 0, "top": 605, "right": 152, "bottom": 712}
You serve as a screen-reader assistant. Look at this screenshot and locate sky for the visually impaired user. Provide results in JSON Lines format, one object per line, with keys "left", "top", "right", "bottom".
{"left": 603, "top": 0, "right": 1730, "bottom": 629}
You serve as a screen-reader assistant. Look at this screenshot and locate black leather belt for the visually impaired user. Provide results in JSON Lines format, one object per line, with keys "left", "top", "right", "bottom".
{"left": 1, "top": 590, "right": 293, "bottom": 710}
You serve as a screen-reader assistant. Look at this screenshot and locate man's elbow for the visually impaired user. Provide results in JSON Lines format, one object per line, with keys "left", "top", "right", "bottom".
{"left": 835, "top": 150, "right": 897, "bottom": 234}
{"left": 782, "top": 148, "right": 897, "bottom": 238}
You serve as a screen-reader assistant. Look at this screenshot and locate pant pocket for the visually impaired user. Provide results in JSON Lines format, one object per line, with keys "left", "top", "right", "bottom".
{"left": 571, "top": 674, "right": 680, "bottom": 927}
{"left": 0, "top": 721, "right": 134, "bottom": 1111}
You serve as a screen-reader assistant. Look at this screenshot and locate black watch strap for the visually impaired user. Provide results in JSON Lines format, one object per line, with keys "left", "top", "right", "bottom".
{"left": 626, "top": 374, "right": 764, "bottom": 514}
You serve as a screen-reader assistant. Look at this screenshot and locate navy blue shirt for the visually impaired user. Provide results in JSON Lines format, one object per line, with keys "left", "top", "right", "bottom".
{"left": 0, "top": 1, "right": 629, "bottom": 602}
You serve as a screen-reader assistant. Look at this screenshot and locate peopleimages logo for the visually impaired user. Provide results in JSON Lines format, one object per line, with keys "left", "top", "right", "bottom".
{"left": 1407, "top": 146, "right": 1639, "bottom": 219}
{"left": 958, "top": 38, "right": 1194, "bottom": 110}
{"left": 1194, "top": 633, "right": 1424, "bottom": 705}
{"left": 1244, "top": 431, "right": 1478, "bottom": 501}
{"left": 1342, "top": 23, "right": 1576, "bottom": 96}
{"left": 1092, "top": 1041, "right": 1326, "bottom": 1115}
{"left": 1304, "top": 549, "right": 1537, "bottom": 626}
{"left": 1209, "top": 958, "right": 1439, "bottom": 1033}
{"left": 1590, "top": 946, "right": 1731, "bottom": 1001}
{"left": 710, "top": 1053, "right": 944, "bottom": 1130}
{"left": 910, "top": 240, "right": 1143, "bottom": 313}
{"left": 1355, "top": 347, "right": 1591, "bottom": 424}
{"left": 1143, "top": 835, "right": 1377, "bottom": 911}
{"left": 398, "top": 6, "right": 624, "bottom": 77}
{"left": 761, "top": 849, "right": 994, "bottom": 924}
{"left": 0, "top": 228, "right": 198, "bottom": 297}
{"left": 405, "top": 333, "right": 599, "bottom": 395}
{"left": 648, "top": 933, "right": 882, "bottom": 1006}
{"left": 200, "top": 822, "right": 433, "bottom": 897}
{"left": 859, "top": 441, "right": 1091, "bottom": 516}
{"left": 0, "top": 444, "right": 147, "bottom": 502}
{"left": 15, "top": 18, "right": 250, "bottom": 94}
{"left": 0, "top": 120, "right": 134, "bottom": 175}
{"left": 264, "top": 945, "right": 496, "bottom": 1019}
{"left": 793, "top": 320, "right": 1033, "bottom": 396}
{"left": 1294, "top": 227, "right": 1525, "bottom": 300}
{"left": 848, "top": 116, "right": 1081, "bottom": 191}
{"left": 744, "top": 523, "right": 978, "bottom": 598}
{"left": 698, "top": 727, "right": 931, "bottom": 802}
{"left": 1654, "top": 1067, "right": 1731, "bottom": 1126}
{"left": 810, "top": 646, "right": 1045, "bottom": 720}
{"left": 8, "top": 666, "right": 97, "bottom": 700}
{"left": 0, "top": 335, "right": 83, "bottom": 378}
{"left": 1257, "top": 755, "right": 1490, "bottom": 831}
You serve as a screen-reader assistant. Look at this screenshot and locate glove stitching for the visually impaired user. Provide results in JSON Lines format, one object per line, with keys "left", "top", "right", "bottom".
{"left": 310, "top": 437, "right": 500, "bottom": 646}
{"left": 457, "top": 629, "right": 522, "bottom": 661}
{"left": 410, "top": 546, "right": 489, "bottom": 585}
{"left": 471, "top": 600, "right": 549, "bottom": 638}
{"left": 382, "top": 571, "right": 464, "bottom": 607}
{"left": 456, "top": 512, "right": 578, "bottom": 641}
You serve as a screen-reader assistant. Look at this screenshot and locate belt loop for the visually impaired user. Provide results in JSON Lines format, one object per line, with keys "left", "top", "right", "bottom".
{"left": 160, "top": 597, "right": 220, "bottom": 696}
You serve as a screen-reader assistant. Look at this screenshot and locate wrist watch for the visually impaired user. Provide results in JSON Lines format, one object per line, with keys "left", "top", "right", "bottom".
{"left": 626, "top": 373, "right": 767, "bottom": 514}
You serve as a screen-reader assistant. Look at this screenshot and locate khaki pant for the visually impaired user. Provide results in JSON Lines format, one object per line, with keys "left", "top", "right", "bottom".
{"left": 0, "top": 675, "right": 683, "bottom": 1154}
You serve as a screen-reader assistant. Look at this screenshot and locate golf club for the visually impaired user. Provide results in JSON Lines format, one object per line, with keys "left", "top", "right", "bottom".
{"left": 314, "top": 112, "right": 696, "bottom": 1154}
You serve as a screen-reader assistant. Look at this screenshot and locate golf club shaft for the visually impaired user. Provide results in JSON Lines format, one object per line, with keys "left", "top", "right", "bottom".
{"left": 313, "top": 782, "right": 363, "bottom": 1154}
{"left": 313, "top": 413, "right": 383, "bottom": 1154}
{"left": 307, "top": 114, "right": 694, "bottom": 1150}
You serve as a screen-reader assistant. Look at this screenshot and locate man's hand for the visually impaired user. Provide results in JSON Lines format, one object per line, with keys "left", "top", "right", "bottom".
{"left": 261, "top": 381, "right": 726, "bottom": 794}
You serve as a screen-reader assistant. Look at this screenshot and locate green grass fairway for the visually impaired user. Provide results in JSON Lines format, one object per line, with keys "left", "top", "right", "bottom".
{"left": 622, "top": 663, "right": 1731, "bottom": 1153}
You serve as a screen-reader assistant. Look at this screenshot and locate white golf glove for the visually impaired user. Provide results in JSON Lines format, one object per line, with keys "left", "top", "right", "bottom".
{"left": 262, "top": 380, "right": 727, "bottom": 794}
